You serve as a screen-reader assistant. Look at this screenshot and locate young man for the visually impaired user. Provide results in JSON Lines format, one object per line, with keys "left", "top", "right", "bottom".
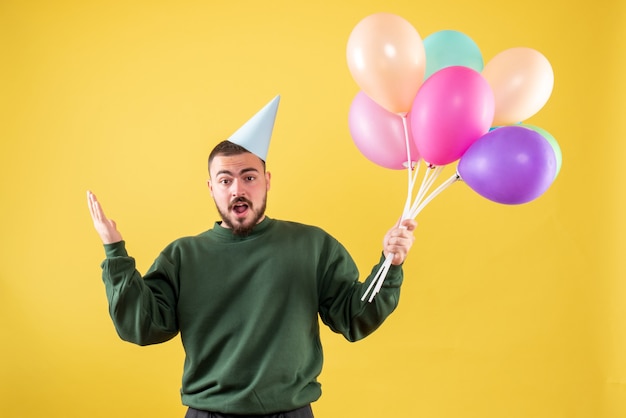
{"left": 87, "top": 97, "right": 417, "bottom": 417}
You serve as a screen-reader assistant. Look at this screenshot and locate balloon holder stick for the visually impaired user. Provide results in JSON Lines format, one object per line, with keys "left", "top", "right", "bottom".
{"left": 362, "top": 122, "right": 460, "bottom": 302}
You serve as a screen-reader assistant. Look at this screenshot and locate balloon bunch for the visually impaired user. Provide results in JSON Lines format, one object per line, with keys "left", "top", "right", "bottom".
{"left": 347, "top": 13, "right": 562, "bottom": 302}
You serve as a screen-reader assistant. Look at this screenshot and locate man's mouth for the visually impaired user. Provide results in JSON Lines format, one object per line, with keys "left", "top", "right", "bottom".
{"left": 230, "top": 199, "right": 251, "bottom": 215}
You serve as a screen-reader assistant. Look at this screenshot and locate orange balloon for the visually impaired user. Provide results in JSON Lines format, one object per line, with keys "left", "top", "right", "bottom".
{"left": 347, "top": 13, "right": 426, "bottom": 114}
{"left": 482, "top": 47, "right": 554, "bottom": 126}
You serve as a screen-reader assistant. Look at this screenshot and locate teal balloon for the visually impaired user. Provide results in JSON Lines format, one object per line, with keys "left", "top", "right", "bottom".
{"left": 520, "top": 124, "right": 562, "bottom": 178}
{"left": 423, "top": 30, "right": 484, "bottom": 79}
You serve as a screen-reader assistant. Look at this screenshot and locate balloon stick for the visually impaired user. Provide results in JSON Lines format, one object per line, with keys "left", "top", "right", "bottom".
{"left": 401, "top": 115, "right": 415, "bottom": 221}
{"left": 410, "top": 173, "right": 460, "bottom": 218}
{"left": 361, "top": 138, "right": 459, "bottom": 302}
{"left": 362, "top": 115, "right": 413, "bottom": 302}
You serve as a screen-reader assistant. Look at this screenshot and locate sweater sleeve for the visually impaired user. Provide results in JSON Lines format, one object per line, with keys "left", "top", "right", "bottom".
{"left": 318, "top": 239, "right": 403, "bottom": 342}
{"left": 101, "top": 241, "right": 179, "bottom": 346}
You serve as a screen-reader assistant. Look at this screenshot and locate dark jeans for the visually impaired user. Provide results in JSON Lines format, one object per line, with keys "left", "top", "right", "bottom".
{"left": 185, "top": 404, "right": 314, "bottom": 418}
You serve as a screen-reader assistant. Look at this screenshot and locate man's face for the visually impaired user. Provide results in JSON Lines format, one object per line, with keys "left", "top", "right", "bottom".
{"left": 208, "top": 152, "right": 271, "bottom": 236}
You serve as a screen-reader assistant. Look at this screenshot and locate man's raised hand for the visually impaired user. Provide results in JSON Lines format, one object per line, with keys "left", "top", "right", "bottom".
{"left": 87, "top": 191, "right": 123, "bottom": 244}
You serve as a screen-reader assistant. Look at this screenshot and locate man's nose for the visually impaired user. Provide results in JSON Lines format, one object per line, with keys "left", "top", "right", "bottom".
{"left": 231, "top": 180, "right": 245, "bottom": 196}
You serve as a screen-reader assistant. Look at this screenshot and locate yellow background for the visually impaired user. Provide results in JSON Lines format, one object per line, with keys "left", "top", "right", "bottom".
{"left": 1, "top": 0, "right": 624, "bottom": 417}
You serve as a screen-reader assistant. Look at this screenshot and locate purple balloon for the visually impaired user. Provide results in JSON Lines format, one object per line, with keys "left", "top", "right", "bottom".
{"left": 457, "top": 126, "right": 557, "bottom": 204}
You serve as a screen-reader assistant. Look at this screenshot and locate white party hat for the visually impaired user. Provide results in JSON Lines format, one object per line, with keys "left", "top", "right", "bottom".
{"left": 227, "top": 95, "right": 280, "bottom": 161}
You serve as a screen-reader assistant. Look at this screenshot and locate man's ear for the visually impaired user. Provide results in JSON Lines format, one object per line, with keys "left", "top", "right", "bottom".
{"left": 265, "top": 171, "right": 271, "bottom": 191}
{"left": 207, "top": 179, "right": 214, "bottom": 196}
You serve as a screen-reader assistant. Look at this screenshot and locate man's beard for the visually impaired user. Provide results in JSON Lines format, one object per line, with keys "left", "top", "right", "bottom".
{"left": 216, "top": 196, "right": 267, "bottom": 237}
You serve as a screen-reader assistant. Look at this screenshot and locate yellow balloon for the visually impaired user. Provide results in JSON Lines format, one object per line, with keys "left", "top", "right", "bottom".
{"left": 346, "top": 13, "right": 426, "bottom": 114}
{"left": 482, "top": 47, "right": 554, "bottom": 126}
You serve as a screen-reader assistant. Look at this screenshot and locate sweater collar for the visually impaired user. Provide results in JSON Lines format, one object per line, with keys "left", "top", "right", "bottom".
{"left": 211, "top": 216, "right": 273, "bottom": 241}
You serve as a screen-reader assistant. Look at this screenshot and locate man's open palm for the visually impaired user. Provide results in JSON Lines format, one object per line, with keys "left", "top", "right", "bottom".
{"left": 87, "top": 191, "right": 123, "bottom": 244}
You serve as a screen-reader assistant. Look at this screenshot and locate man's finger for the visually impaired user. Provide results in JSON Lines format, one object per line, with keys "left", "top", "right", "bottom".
{"left": 87, "top": 191, "right": 98, "bottom": 220}
{"left": 88, "top": 191, "right": 107, "bottom": 223}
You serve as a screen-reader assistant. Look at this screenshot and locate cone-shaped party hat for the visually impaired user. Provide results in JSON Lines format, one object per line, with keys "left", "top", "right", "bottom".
{"left": 227, "top": 95, "right": 280, "bottom": 161}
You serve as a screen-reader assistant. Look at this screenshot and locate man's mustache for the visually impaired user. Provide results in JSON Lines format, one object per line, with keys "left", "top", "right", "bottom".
{"left": 228, "top": 197, "right": 253, "bottom": 210}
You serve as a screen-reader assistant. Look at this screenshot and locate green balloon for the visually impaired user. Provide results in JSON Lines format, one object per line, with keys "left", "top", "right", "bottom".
{"left": 520, "top": 124, "right": 562, "bottom": 178}
{"left": 423, "top": 30, "right": 484, "bottom": 79}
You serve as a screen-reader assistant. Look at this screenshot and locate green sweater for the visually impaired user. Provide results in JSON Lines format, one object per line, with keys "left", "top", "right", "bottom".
{"left": 101, "top": 217, "right": 403, "bottom": 414}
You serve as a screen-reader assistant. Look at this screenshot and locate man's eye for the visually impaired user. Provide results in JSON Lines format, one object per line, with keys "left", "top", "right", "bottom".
{"left": 245, "top": 176, "right": 255, "bottom": 181}
{"left": 219, "top": 179, "right": 231, "bottom": 185}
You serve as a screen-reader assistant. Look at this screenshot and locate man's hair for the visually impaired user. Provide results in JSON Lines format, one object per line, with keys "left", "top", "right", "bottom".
{"left": 208, "top": 140, "right": 266, "bottom": 173}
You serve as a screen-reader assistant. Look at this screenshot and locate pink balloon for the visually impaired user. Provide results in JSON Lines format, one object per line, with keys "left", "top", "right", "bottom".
{"left": 349, "top": 91, "right": 419, "bottom": 170}
{"left": 347, "top": 13, "right": 426, "bottom": 114}
{"left": 410, "top": 66, "right": 495, "bottom": 166}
